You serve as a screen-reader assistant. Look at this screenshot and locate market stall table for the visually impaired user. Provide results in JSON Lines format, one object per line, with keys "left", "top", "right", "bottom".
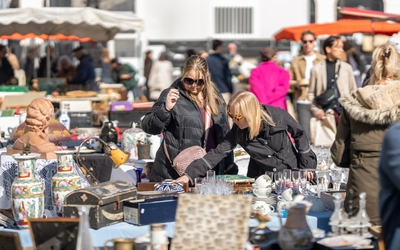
{"left": 0, "top": 215, "right": 318, "bottom": 249}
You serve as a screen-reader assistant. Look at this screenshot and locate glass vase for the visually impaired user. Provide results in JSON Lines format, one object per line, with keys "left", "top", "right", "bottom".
{"left": 329, "top": 197, "right": 343, "bottom": 234}
{"left": 76, "top": 205, "right": 94, "bottom": 250}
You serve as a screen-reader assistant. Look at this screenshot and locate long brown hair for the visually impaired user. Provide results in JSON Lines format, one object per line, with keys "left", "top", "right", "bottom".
{"left": 180, "top": 55, "right": 223, "bottom": 116}
{"left": 228, "top": 91, "right": 275, "bottom": 140}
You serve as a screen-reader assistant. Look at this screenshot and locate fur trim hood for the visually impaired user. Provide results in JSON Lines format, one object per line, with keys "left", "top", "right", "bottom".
{"left": 339, "top": 80, "right": 400, "bottom": 125}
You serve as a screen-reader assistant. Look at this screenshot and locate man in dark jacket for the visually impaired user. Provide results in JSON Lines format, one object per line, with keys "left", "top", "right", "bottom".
{"left": 69, "top": 46, "right": 98, "bottom": 91}
{"left": 206, "top": 40, "right": 233, "bottom": 103}
{"left": 0, "top": 45, "right": 14, "bottom": 85}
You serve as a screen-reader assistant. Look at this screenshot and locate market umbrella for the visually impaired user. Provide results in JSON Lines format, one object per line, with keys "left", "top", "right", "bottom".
{"left": 274, "top": 19, "right": 400, "bottom": 42}
{"left": 0, "top": 7, "right": 143, "bottom": 78}
{"left": 0, "top": 33, "right": 96, "bottom": 44}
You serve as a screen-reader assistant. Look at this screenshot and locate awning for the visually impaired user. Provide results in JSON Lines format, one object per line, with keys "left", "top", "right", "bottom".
{"left": 274, "top": 19, "right": 400, "bottom": 42}
{"left": 0, "top": 33, "right": 95, "bottom": 43}
{"left": 338, "top": 7, "right": 400, "bottom": 21}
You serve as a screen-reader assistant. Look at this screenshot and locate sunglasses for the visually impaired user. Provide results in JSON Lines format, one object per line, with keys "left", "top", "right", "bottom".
{"left": 183, "top": 77, "right": 205, "bottom": 87}
{"left": 227, "top": 111, "right": 244, "bottom": 121}
{"left": 302, "top": 40, "right": 314, "bottom": 44}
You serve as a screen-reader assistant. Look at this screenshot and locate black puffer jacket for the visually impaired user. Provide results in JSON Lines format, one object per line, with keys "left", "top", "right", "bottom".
{"left": 185, "top": 105, "right": 317, "bottom": 179}
{"left": 141, "top": 80, "right": 235, "bottom": 181}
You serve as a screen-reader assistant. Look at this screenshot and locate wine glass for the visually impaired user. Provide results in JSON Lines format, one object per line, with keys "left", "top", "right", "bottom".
{"left": 299, "top": 169, "right": 308, "bottom": 195}
{"left": 331, "top": 168, "right": 342, "bottom": 191}
{"left": 274, "top": 172, "right": 283, "bottom": 195}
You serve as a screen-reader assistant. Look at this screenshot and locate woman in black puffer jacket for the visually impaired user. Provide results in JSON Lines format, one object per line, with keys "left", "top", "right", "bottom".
{"left": 141, "top": 55, "right": 236, "bottom": 182}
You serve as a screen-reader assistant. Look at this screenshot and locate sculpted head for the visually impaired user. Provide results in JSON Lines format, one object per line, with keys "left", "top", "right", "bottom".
{"left": 25, "top": 98, "right": 54, "bottom": 134}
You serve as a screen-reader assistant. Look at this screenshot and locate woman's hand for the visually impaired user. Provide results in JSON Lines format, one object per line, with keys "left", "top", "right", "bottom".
{"left": 165, "top": 89, "right": 180, "bottom": 111}
{"left": 174, "top": 175, "right": 189, "bottom": 184}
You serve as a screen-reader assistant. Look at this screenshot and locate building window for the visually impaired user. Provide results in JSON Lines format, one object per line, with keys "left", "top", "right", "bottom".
{"left": 215, "top": 7, "right": 253, "bottom": 34}
{"left": 337, "top": 0, "right": 383, "bottom": 11}
{"left": 310, "top": 0, "right": 315, "bottom": 23}
{"left": 48, "top": 0, "right": 71, "bottom": 7}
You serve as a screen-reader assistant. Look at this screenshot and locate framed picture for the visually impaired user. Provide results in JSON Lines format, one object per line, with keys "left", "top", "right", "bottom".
{"left": 0, "top": 231, "right": 23, "bottom": 250}
{"left": 28, "top": 217, "right": 80, "bottom": 250}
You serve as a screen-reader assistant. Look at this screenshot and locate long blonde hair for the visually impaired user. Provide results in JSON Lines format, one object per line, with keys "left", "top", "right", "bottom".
{"left": 370, "top": 44, "right": 400, "bottom": 85}
{"left": 227, "top": 91, "right": 275, "bottom": 140}
{"left": 180, "top": 55, "right": 222, "bottom": 116}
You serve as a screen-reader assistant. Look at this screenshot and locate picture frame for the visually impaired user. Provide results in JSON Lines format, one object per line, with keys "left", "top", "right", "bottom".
{"left": 0, "top": 231, "right": 23, "bottom": 250}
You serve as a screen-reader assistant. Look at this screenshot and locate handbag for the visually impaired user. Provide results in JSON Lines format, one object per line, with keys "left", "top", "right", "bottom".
{"left": 310, "top": 113, "right": 337, "bottom": 147}
{"left": 163, "top": 107, "right": 211, "bottom": 176}
{"left": 315, "top": 64, "right": 341, "bottom": 108}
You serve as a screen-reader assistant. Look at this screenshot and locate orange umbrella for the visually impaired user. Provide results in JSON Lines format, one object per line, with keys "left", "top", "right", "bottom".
{"left": 0, "top": 32, "right": 95, "bottom": 43}
{"left": 274, "top": 19, "right": 400, "bottom": 42}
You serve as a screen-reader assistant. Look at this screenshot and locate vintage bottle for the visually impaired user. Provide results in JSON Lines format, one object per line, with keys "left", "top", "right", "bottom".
{"left": 121, "top": 122, "right": 144, "bottom": 161}
{"left": 52, "top": 150, "right": 82, "bottom": 215}
{"left": 11, "top": 153, "right": 44, "bottom": 228}
{"left": 58, "top": 109, "right": 71, "bottom": 130}
{"left": 76, "top": 205, "right": 94, "bottom": 250}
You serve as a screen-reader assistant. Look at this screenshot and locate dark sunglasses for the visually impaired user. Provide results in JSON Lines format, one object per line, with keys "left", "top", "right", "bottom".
{"left": 302, "top": 40, "right": 314, "bottom": 44}
{"left": 183, "top": 77, "right": 205, "bottom": 87}
{"left": 227, "top": 110, "right": 244, "bottom": 121}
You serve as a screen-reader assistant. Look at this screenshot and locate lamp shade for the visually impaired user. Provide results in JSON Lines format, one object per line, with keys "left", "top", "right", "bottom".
{"left": 12, "top": 118, "right": 72, "bottom": 142}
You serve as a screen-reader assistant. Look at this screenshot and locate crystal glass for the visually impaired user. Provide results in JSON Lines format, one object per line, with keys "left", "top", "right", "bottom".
{"left": 76, "top": 205, "right": 94, "bottom": 250}
{"left": 195, "top": 177, "right": 204, "bottom": 194}
{"left": 331, "top": 169, "right": 342, "bottom": 191}
{"left": 299, "top": 169, "right": 308, "bottom": 194}
{"left": 292, "top": 170, "right": 300, "bottom": 192}
{"left": 282, "top": 169, "right": 291, "bottom": 191}
{"left": 206, "top": 170, "right": 215, "bottom": 181}
{"left": 274, "top": 172, "right": 283, "bottom": 195}
{"left": 264, "top": 171, "right": 274, "bottom": 183}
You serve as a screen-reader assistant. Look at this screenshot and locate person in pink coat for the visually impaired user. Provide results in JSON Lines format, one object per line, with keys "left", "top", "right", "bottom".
{"left": 249, "top": 47, "right": 290, "bottom": 110}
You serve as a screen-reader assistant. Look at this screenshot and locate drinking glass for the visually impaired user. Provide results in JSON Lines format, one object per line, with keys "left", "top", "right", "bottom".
{"left": 283, "top": 169, "right": 292, "bottom": 190}
{"left": 274, "top": 172, "right": 283, "bottom": 195}
{"left": 292, "top": 170, "right": 300, "bottom": 191}
{"left": 299, "top": 169, "right": 308, "bottom": 194}
{"left": 206, "top": 170, "right": 215, "bottom": 181}
{"left": 195, "top": 177, "right": 204, "bottom": 194}
{"left": 331, "top": 168, "right": 342, "bottom": 191}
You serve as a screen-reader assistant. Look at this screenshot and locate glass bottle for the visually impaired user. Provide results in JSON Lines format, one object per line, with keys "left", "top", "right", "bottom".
{"left": 76, "top": 205, "right": 94, "bottom": 250}
{"left": 58, "top": 109, "right": 71, "bottom": 130}
{"left": 355, "top": 192, "right": 371, "bottom": 235}
{"left": 329, "top": 197, "right": 343, "bottom": 234}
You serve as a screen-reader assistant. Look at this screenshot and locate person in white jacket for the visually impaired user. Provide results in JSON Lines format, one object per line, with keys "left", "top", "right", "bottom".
{"left": 148, "top": 52, "right": 173, "bottom": 101}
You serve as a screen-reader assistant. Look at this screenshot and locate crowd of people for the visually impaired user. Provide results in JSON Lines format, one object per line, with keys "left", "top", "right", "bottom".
{"left": 141, "top": 34, "right": 400, "bottom": 248}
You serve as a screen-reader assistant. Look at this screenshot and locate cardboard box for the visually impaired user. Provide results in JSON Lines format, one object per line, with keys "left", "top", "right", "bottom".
{"left": 123, "top": 197, "right": 178, "bottom": 226}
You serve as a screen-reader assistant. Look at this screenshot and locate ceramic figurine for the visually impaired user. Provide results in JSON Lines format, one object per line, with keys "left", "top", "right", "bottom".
{"left": 154, "top": 179, "right": 185, "bottom": 193}
{"left": 7, "top": 98, "right": 57, "bottom": 159}
{"left": 278, "top": 201, "right": 315, "bottom": 250}
{"left": 52, "top": 150, "right": 82, "bottom": 215}
{"left": 11, "top": 153, "right": 44, "bottom": 228}
{"left": 99, "top": 121, "right": 118, "bottom": 146}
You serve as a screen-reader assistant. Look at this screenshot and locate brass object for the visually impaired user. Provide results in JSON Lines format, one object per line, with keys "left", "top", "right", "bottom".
{"left": 103, "top": 238, "right": 135, "bottom": 250}
{"left": 76, "top": 136, "right": 130, "bottom": 184}
{"left": 252, "top": 211, "right": 271, "bottom": 229}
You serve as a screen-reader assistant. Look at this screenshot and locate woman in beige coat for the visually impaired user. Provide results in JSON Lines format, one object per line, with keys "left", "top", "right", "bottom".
{"left": 331, "top": 44, "right": 400, "bottom": 225}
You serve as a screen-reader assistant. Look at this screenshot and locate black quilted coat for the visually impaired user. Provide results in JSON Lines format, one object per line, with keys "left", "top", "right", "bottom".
{"left": 141, "top": 80, "right": 235, "bottom": 181}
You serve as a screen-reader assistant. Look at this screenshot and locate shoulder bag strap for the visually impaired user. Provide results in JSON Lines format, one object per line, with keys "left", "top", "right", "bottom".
{"left": 332, "top": 63, "right": 341, "bottom": 89}
{"left": 163, "top": 106, "right": 210, "bottom": 164}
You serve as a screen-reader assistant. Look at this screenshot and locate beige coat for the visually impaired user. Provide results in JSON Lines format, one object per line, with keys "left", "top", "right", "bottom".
{"left": 289, "top": 52, "right": 325, "bottom": 100}
{"left": 308, "top": 60, "right": 357, "bottom": 117}
{"left": 331, "top": 80, "right": 400, "bottom": 225}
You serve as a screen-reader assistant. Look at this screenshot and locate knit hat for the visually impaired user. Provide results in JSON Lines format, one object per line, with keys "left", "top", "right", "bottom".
{"left": 387, "top": 34, "right": 400, "bottom": 54}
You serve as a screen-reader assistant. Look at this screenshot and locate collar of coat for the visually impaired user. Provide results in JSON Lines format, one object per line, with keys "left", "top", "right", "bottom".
{"left": 298, "top": 51, "right": 326, "bottom": 61}
{"left": 340, "top": 80, "right": 400, "bottom": 125}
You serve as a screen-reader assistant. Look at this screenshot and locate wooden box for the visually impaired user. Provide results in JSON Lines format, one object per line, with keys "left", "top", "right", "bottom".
{"left": 62, "top": 180, "right": 137, "bottom": 229}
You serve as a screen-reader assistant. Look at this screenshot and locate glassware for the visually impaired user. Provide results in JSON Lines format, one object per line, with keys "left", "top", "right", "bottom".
{"left": 342, "top": 168, "right": 349, "bottom": 184}
{"left": 283, "top": 169, "right": 291, "bottom": 190}
{"left": 299, "top": 169, "right": 308, "bottom": 194}
{"left": 329, "top": 197, "right": 343, "bottom": 234}
{"left": 291, "top": 170, "right": 300, "bottom": 193}
{"left": 206, "top": 170, "right": 215, "bottom": 181}
{"left": 274, "top": 172, "right": 283, "bottom": 195}
{"left": 76, "top": 205, "right": 94, "bottom": 250}
{"left": 264, "top": 171, "right": 274, "bottom": 183}
{"left": 331, "top": 169, "right": 342, "bottom": 191}
{"left": 195, "top": 177, "right": 204, "bottom": 194}
{"left": 355, "top": 192, "right": 371, "bottom": 233}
